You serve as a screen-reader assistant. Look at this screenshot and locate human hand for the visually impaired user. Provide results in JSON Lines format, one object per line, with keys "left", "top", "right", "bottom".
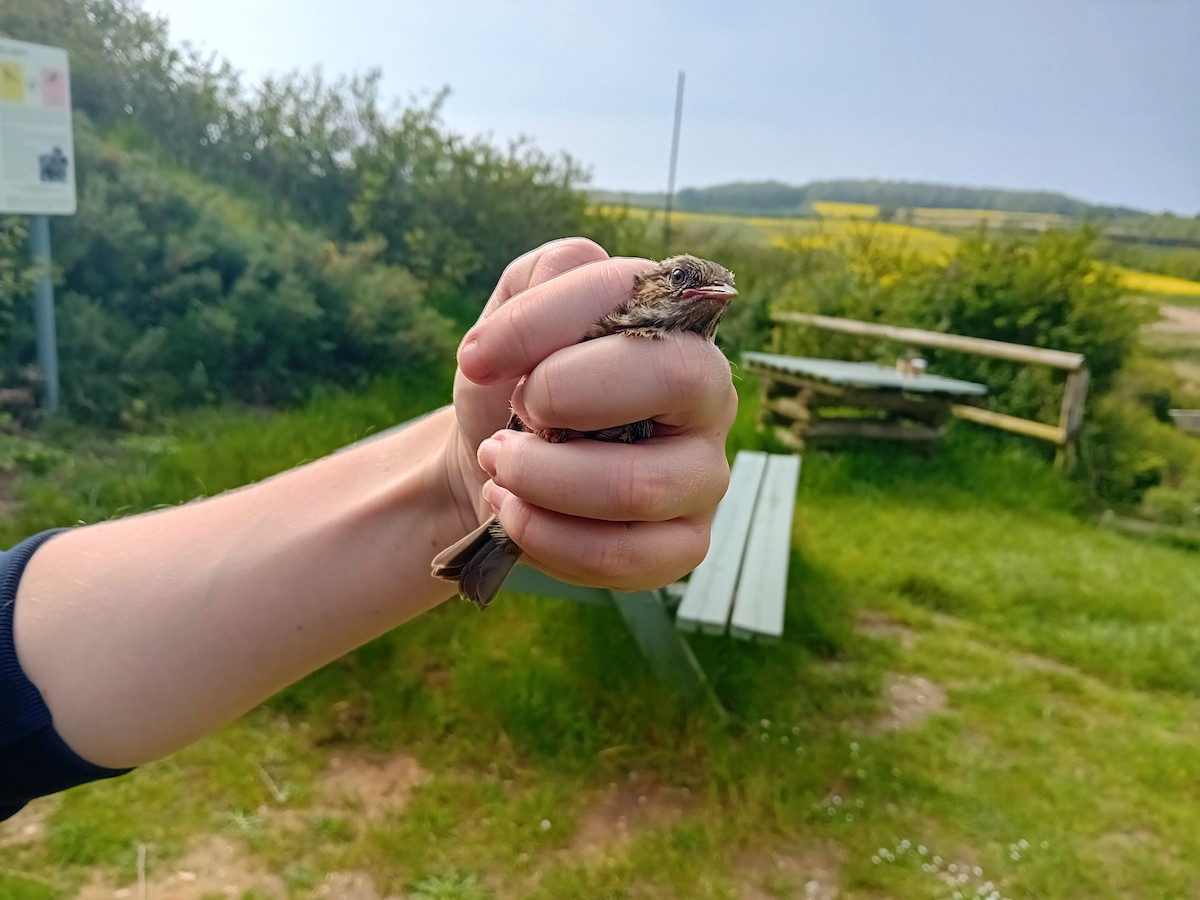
{"left": 442, "top": 237, "right": 737, "bottom": 592}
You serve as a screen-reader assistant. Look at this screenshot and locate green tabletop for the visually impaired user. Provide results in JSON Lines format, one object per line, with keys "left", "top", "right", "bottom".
{"left": 743, "top": 352, "right": 988, "bottom": 397}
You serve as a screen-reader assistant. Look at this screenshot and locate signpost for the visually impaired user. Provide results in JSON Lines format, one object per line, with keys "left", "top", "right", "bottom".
{"left": 0, "top": 37, "right": 76, "bottom": 414}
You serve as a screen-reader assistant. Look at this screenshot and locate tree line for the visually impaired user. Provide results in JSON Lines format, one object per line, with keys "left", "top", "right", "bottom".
{"left": 595, "top": 179, "right": 1200, "bottom": 246}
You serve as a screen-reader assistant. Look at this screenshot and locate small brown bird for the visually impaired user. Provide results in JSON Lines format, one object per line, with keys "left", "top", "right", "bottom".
{"left": 432, "top": 255, "right": 737, "bottom": 609}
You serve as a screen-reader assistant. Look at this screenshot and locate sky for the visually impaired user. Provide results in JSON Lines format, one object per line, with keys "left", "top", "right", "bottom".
{"left": 141, "top": 0, "right": 1200, "bottom": 215}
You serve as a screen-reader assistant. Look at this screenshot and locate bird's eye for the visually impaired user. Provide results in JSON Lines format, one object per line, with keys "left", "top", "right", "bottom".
{"left": 670, "top": 268, "right": 686, "bottom": 286}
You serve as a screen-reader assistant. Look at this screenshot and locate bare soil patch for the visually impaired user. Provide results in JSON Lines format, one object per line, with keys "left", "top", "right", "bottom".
{"left": 852, "top": 611, "right": 948, "bottom": 733}
{"left": 75, "top": 835, "right": 286, "bottom": 900}
{"left": 0, "top": 795, "right": 55, "bottom": 849}
{"left": 313, "top": 870, "right": 401, "bottom": 899}
{"left": 314, "top": 752, "right": 432, "bottom": 822}
{"left": 872, "top": 673, "right": 948, "bottom": 733}
{"left": 569, "top": 774, "right": 695, "bottom": 858}
{"left": 733, "top": 841, "right": 845, "bottom": 899}
{"left": 855, "top": 610, "right": 919, "bottom": 650}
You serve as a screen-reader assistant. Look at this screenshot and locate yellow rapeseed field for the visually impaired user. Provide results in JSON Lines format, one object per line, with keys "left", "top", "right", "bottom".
{"left": 616, "top": 207, "right": 959, "bottom": 257}
{"left": 811, "top": 201, "right": 879, "bottom": 218}
{"left": 603, "top": 206, "right": 1200, "bottom": 298}
{"left": 911, "top": 207, "right": 1069, "bottom": 229}
{"left": 1112, "top": 266, "right": 1200, "bottom": 298}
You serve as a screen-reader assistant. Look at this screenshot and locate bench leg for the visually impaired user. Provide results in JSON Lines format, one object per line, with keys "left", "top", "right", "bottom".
{"left": 608, "top": 589, "right": 725, "bottom": 715}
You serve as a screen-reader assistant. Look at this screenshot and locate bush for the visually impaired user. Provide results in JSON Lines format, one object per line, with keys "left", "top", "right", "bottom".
{"left": 1140, "top": 482, "right": 1200, "bottom": 527}
{"left": 1081, "top": 393, "right": 1200, "bottom": 508}
{"left": 32, "top": 129, "right": 456, "bottom": 425}
{"left": 771, "top": 228, "right": 1149, "bottom": 424}
{"left": 0, "top": 217, "right": 34, "bottom": 395}
{"left": 914, "top": 230, "right": 1147, "bottom": 409}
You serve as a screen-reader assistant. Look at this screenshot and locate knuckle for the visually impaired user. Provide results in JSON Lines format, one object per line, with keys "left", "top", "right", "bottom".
{"left": 581, "top": 524, "right": 639, "bottom": 583}
{"left": 659, "top": 337, "right": 737, "bottom": 426}
{"left": 615, "top": 521, "right": 709, "bottom": 591}
{"left": 613, "top": 455, "right": 674, "bottom": 519}
{"left": 532, "top": 363, "right": 569, "bottom": 426}
{"left": 707, "top": 449, "right": 732, "bottom": 506}
{"left": 498, "top": 494, "right": 535, "bottom": 549}
{"left": 505, "top": 298, "right": 543, "bottom": 360}
{"left": 655, "top": 336, "right": 707, "bottom": 407}
{"left": 594, "top": 259, "right": 638, "bottom": 309}
{"left": 499, "top": 255, "right": 528, "bottom": 292}
{"left": 492, "top": 432, "right": 529, "bottom": 488}
{"left": 536, "top": 238, "right": 606, "bottom": 282}
{"left": 679, "top": 518, "right": 712, "bottom": 571}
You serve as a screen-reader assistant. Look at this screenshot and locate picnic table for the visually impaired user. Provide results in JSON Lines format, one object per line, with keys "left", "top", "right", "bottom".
{"left": 742, "top": 351, "right": 988, "bottom": 450}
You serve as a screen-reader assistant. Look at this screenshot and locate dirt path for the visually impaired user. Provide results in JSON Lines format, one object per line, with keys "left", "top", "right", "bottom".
{"left": 1146, "top": 304, "right": 1200, "bottom": 336}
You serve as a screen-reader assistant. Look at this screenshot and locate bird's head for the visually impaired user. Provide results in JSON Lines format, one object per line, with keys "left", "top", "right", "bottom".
{"left": 621, "top": 255, "right": 737, "bottom": 340}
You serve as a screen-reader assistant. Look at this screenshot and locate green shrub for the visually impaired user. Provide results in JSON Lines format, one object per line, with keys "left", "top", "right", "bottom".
{"left": 1081, "top": 394, "right": 1200, "bottom": 508}
{"left": 1140, "top": 482, "right": 1200, "bottom": 526}
{"left": 771, "top": 228, "right": 1148, "bottom": 424}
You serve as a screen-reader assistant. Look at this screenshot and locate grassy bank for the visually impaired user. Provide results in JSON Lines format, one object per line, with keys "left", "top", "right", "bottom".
{"left": 3, "top": 378, "right": 1200, "bottom": 898}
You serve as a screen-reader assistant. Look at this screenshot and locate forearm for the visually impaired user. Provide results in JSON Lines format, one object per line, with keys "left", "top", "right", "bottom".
{"left": 13, "top": 407, "right": 472, "bottom": 769}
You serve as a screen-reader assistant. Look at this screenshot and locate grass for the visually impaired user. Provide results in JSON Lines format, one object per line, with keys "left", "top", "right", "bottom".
{"left": 4, "top": 377, "right": 1200, "bottom": 897}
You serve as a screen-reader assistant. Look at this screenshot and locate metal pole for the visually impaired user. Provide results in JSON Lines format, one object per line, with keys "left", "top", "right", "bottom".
{"left": 30, "top": 215, "right": 60, "bottom": 415}
{"left": 664, "top": 70, "right": 685, "bottom": 249}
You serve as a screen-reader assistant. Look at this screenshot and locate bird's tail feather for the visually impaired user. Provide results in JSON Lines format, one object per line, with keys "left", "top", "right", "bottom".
{"left": 431, "top": 518, "right": 522, "bottom": 609}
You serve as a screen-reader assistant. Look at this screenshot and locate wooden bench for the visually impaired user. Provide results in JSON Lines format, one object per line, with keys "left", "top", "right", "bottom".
{"left": 502, "top": 450, "right": 801, "bottom": 709}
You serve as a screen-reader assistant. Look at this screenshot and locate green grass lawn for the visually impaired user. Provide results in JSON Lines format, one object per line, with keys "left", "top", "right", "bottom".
{"left": 3, "top": 378, "right": 1200, "bottom": 898}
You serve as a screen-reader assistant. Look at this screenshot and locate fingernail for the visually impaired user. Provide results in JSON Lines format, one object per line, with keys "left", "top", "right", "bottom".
{"left": 459, "top": 339, "right": 493, "bottom": 383}
{"left": 482, "top": 480, "right": 513, "bottom": 513}
{"left": 477, "top": 437, "right": 501, "bottom": 476}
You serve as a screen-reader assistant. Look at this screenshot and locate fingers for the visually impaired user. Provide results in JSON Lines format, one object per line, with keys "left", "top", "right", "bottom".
{"left": 453, "top": 238, "right": 615, "bottom": 448}
{"left": 512, "top": 331, "right": 737, "bottom": 437}
{"left": 478, "top": 429, "right": 730, "bottom": 522}
{"left": 481, "top": 237, "right": 610, "bottom": 316}
{"left": 459, "top": 256, "right": 655, "bottom": 385}
{"left": 484, "top": 483, "right": 713, "bottom": 591}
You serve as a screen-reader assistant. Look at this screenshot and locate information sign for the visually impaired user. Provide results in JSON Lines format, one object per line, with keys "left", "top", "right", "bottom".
{"left": 0, "top": 37, "right": 75, "bottom": 215}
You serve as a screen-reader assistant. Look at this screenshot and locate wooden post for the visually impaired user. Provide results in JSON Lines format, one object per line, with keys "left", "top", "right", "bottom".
{"left": 1056, "top": 367, "right": 1090, "bottom": 470}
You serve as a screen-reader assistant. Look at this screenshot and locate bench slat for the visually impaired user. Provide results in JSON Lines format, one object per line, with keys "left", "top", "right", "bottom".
{"left": 730, "top": 453, "right": 801, "bottom": 642}
{"left": 675, "top": 451, "right": 769, "bottom": 634}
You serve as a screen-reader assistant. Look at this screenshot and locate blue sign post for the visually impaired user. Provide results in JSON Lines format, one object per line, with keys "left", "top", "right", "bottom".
{"left": 29, "top": 214, "right": 59, "bottom": 414}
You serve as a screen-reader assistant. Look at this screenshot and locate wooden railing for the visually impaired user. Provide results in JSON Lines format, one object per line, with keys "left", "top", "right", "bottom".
{"left": 771, "top": 312, "right": 1090, "bottom": 468}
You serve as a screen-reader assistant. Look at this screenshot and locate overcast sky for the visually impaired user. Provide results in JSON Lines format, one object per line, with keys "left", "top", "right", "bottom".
{"left": 142, "top": 0, "right": 1200, "bottom": 214}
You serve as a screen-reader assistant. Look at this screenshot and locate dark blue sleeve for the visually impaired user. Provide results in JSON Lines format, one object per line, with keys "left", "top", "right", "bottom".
{"left": 1, "top": 530, "right": 132, "bottom": 820}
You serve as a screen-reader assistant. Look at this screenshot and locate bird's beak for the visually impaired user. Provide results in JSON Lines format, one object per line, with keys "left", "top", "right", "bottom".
{"left": 683, "top": 282, "right": 738, "bottom": 302}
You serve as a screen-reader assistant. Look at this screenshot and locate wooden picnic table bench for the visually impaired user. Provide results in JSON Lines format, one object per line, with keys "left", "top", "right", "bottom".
{"left": 502, "top": 449, "right": 801, "bottom": 709}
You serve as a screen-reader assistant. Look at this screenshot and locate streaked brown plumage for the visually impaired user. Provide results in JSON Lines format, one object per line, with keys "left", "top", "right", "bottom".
{"left": 431, "top": 254, "right": 737, "bottom": 609}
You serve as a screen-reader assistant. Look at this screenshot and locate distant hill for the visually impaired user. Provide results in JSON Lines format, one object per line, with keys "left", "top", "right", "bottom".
{"left": 592, "top": 179, "right": 1145, "bottom": 220}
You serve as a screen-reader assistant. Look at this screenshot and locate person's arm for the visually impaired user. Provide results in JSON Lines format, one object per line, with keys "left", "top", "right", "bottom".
{"left": 14, "top": 407, "right": 470, "bottom": 768}
{"left": 11, "top": 237, "right": 736, "bottom": 770}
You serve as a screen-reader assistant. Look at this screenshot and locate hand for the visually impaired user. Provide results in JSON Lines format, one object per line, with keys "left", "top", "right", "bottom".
{"left": 443, "top": 238, "right": 737, "bottom": 591}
